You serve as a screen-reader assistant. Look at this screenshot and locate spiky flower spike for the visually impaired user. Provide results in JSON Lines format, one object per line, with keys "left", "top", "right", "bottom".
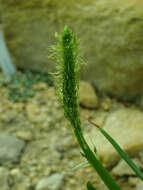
{"left": 60, "top": 27, "right": 81, "bottom": 130}
{"left": 50, "top": 26, "right": 82, "bottom": 134}
{"left": 52, "top": 26, "right": 120, "bottom": 190}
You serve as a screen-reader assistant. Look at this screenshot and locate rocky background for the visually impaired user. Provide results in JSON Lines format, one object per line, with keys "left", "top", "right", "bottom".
{"left": 0, "top": 0, "right": 143, "bottom": 190}
{"left": 0, "top": 71, "right": 142, "bottom": 190}
{"left": 1, "top": 0, "right": 143, "bottom": 103}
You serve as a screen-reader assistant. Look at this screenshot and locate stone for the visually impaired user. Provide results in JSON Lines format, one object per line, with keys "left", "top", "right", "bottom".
{"left": 36, "top": 173, "right": 65, "bottom": 190}
{"left": 85, "top": 107, "right": 143, "bottom": 167}
{"left": 33, "top": 82, "right": 48, "bottom": 91}
{"left": 79, "top": 81, "right": 98, "bottom": 109}
{"left": 111, "top": 158, "right": 143, "bottom": 176}
{"left": 0, "top": 167, "right": 9, "bottom": 190}
{"left": 97, "top": 184, "right": 108, "bottom": 190}
{"left": 136, "top": 181, "right": 143, "bottom": 190}
{"left": 14, "top": 183, "right": 31, "bottom": 190}
{"left": 100, "top": 96, "right": 112, "bottom": 111}
{"left": 26, "top": 102, "right": 49, "bottom": 123}
{"left": 128, "top": 178, "right": 143, "bottom": 190}
{"left": 10, "top": 168, "right": 30, "bottom": 185}
{"left": 16, "top": 131, "right": 33, "bottom": 141}
{"left": 139, "top": 150, "right": 143, "bottom": 163}
{"left": 128, "top": 177, "right": 139, "bottom": 186}
{"left": 0, "top": 134, "right": 26, "bottom": 164}
{"left": 1, "top": 1, "right": 143, "bottom": 103}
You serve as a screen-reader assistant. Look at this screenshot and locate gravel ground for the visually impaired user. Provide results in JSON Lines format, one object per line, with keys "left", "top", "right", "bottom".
{"left": 0, "top": 71, "right": 142, "bottom": 190}
{"left": 0, "top": 71, "right": 104, "bottom": 190}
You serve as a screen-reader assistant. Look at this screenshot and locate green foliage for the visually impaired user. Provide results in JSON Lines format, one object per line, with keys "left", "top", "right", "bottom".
{"left": 59, "top": 27, "right": 81, "bottom": 128}
{"left": 99, "top": 126, "right": 143, "bottom": 181}
{"left": 87, "top": 181, "right": 97, "bottom": 190}
{"left": 0, "top": 69, "right": 52, "bottom": 102}
{"left": 72, "top": 161, "right": 89, "bottom": 171}
{"left": 88, "top": 120, "right": 143, "bottom": 181}
{"left": 52, "top": 26, "right": 121, "bottom": 190}
{"left": 50, "top": 27, "right": 82, "bottom": 129}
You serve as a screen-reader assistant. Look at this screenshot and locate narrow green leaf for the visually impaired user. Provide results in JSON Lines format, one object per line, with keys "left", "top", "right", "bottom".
{"left": 72, "top": 161, "right": 89, "bottom": 171}
{"left": 89, "top": 119, "right": 143, "bottom": 181}
{"left": 99, "top": 127, "right": 143, "bottom": 181}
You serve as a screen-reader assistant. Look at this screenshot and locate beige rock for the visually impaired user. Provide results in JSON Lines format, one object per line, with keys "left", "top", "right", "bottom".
{"left": 100, "top": 96, "right": 112, "bottom": 111}
{"left": 79, "top": 81, "right": 98, "bottom": 109}
{"left": 128, "top": 177, "right": 143, "bottom": 190}
{"left": 89, "top": 110, "right": 108, "bottom": 128}
{"left": 33, "top": 82, "right": 48, "bottom": 91}
{"left": 111, "top": 158, "right": 143, "bottom": 176}
{"left": 26, "top": 102, "right": 48, "bottom": 123}
{"left": 1, "top": 0, "right": 143, "bottom": 103}
{"left": 128, "top": 177, "right": 139, "bottom": 186}
{"left": 16, "top": 131, "right": 33, "bottom": 141}
{"left": 97, "top": 184, "right": 108, "bottom": 190}
{"left": 85, "top": 107, "right": 143, "bottom": 167}
{"left": 15, "top": 183, "right": 30, "bottom": 190}
{"left": 136, "top": 181, "right": 143, "bottom": 190}
{"left": 10, "top": 168, "right": 30, "bottom": 190}
{"left": 139, "top": 150, "right": 143, "bottom": 163}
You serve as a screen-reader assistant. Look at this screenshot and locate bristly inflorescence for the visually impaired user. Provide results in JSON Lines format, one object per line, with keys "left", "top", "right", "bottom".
{"left": 51, "top": 26, "right": 82, "bottom": 129}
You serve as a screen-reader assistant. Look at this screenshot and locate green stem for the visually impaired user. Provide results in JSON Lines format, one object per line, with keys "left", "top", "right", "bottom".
{"left": 73, "top": 124, "right": 121, "bottom": 190}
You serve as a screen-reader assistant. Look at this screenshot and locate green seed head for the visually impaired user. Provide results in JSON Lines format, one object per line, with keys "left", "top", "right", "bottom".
{"left": 51, "top": 26, "right": 82, "bottom": 128}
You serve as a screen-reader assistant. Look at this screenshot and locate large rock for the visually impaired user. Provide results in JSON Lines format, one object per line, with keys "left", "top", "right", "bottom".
{"left": 111, "top": 158, "right": 143, "bottom": 176}
{"left": 0, "top": 134, "right": 26, "bottom": 164}
{"left": 36, "top": 173, "right": 65, "bottom": 190}
{"left": 1, "top": 0, "right": 143, "bottom": 102}
{"left": 85, "top": 107, "right": 143, "bottom": 167}
{"left": 79, "top": 81, "right": 99, "bottom": 109}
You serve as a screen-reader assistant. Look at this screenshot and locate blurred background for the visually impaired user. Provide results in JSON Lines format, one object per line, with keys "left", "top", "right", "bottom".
{"left": 0, "top": 0, "right": 143, "bottom": 190}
